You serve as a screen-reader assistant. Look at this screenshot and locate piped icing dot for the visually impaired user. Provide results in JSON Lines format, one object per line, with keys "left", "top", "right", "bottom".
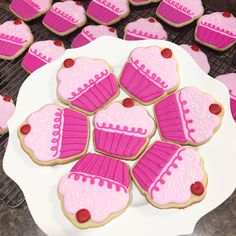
{"left": 76, "top": 209, "right": 91, "bottom": 223}
{"left": 190, "top": 181, "right": 204, "bottom": 196}
{"left": 223, "top": 11, "right": 231, "bottom": 18}
{"left": 14, "top": 19, "right": 22, "bottom": 25}
{"left": 3, "top": 96, "right": 11, "bottom": 102}
{"left": 209, "top": 103, "right": 222, "bottom": 115}
{"left": 148, "top": 18, "right": 156, "bottom": 23}
{"left": 20, "top": 124, "right": 31, "bottom": 135}
{"left": 123, "top": 98, "right": 134, "bottom": 107}
{"left": 76, "top": 1, "right": 82, "bottom": 6}
{"left": 63, "top": 58, "right": 75, "bottom": 68}
{"left": 54, "top": 40, "right": 63, "bottom": 47}
{"left": 161, "top": 48, "right": 172, "bottom": 58}
{"left": 191, "top": 45, "right": 200, "bottom": 51}
{"left": 109, "top": 27, "right": 115, "bottom": 32}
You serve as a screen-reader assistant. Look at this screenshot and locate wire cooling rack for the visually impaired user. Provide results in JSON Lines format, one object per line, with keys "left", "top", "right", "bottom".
{"left": 0, "top": 0, "right": 235, "bottom": 208}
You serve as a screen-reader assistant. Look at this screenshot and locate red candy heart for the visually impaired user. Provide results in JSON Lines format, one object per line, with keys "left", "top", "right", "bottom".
{"left": 148, "top": 18, "right": 155, "bottom": 23}
{"left": 63, "top": 58, "right": 75, "bottom": 68}
{"left": 109, "top": 27, "right": 115, "bottom": 32}
{"left": 190, "top": 181, "right": 205, "bottom": 196}
{"left": 209, "top": 104, "right": 222, "bottom": 115}
{"left": 161, "top": 48, "right": 172, "bottom": 58}
{"left": 14, "top": 19, "right": 22, "bottom": 25}
{"left": 123, "top": 98, "right": 134, "bottom": 107}
{"left": 3, "top": 96, "right": 11, "bottom": 102}
{"left": 54, "top": 40, "right": 62, "bottom": 47}
{"left": 222, "top": 12, "right": 231, "bottom": 18}
{"left": 191, "top": 45, "right": 200, "bottom": 51}
{"left": 20, "top": 124, "right": 31, "bottom": 135}
{"left": 76, "top": 209, "right": 91, "bottom": 223}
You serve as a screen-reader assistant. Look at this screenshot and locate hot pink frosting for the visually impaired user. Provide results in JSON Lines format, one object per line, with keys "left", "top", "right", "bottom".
{"left": 129, "top": 46, "right": 179, "bottom": 90}
{"left": 58, "top": 172, "right": 130, "bottom": 222}
{"left": 23, "top": 0, "right": 52, "bottom": 11}
{"left": 149, "top": 148, "right": 204, "bottom": 205}
{"left": 180, "top": 44, "right": 210, "bottom": 74}
{"left": 125, "top": 18, "right": 167, "bottom": 40}
{"left": 94, "top": 102, "right": 155, "bottom": 137}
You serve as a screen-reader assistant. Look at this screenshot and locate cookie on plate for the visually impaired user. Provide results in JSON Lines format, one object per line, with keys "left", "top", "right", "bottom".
{"left": 131, "top": 141, "right": 207, "bottom": 208}
{"left": 156, "top": 0, "right": 204, "bottom": 27}
{"left": 124, "top": 17, "right": 167, "bottom": 41}
{"left": 154, "top": 87, "right": 223, "bottom": 146}
{"left": 42, "top": 0, "right": 86, "bottom": 36}
{"left": 71, "top": 25, "right": 118, "bottom": 48}
{"left": 0, "top": 20, "right": 33, "bottom": 60}
{"left": 57, "top": 57, "right": 119, "bottom": 115}
{"left": 0, "top": 95, "right": 15, "bottom": 135}
{"left": 195, "top": 12, "right": 236, "bottom": 51}
{"left": 86, "top": 0, "right": 130, "bottom": 25}
{"left": 18, "top": 104, "right": 89, "bottom": 166}
{"left": 58, "top": 152, "right": 131, "bottom": 229}
{"left": 9, "top": 0, "right": 52, "bottom": 21}
{"left": 21, "top": 40, "right": 65, "bottom": 73}
{"left": 129, "top": 0, "right": 160, "bottom": 6}
{"left": 93, "top": 98, "right": 156, "bottom": 160}
{"left": 119, "top": 46, "right": 180, "bottom": 105}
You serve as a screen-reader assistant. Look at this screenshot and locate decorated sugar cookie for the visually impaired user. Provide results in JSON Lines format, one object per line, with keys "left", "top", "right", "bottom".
{"left": 154, "top": 87, "right": 223, "bottom": 146}
{"left": 131, "top": 141, "right": 207, "bottom": 208}
{"left": 86, "top": 0, "right": 130, "bottom": 25}
{"left": 156, "top": 0, "right": 204, "bottom": 27}
{"left": 129, "top": 0, "right": 160, "bottom": 6}
{"left": 18, "top": 104, "right": 89, "bottom": 166}
{"left": 57, "top": 57, "right": 119, "bottom": 115}
{"left": 22, "top": 40, "right": 65, "bottom": 73}
{"left": 58, "top": 152, "right": 131, "bottom": 229}
{"left": 71, "top": 25, "right": 118, "bottom": 48}
{"left": 195, "top": 12, "right": 236, "bottom": 51}
{"left": 119, "top": 46, "right": 180, "bottom": 105}
{"left": 93, "top": 98, "right": 155, "bottom": 160}
{"left": 9, "top": 0, "right": 52, "bottom": 21}
{"left": 0, "top": 20, "right": 33, "bottom": 60}
{"left": 42, "top": 1, "right": 86, "bottom": 36}
{"left": 124, "top": 18, "right": 167, "bottom": 41}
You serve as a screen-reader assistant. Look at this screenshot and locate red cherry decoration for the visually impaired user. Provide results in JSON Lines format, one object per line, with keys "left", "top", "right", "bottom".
{"left": 161, "top": 48, "right": 172, "bottom": 58}
{"left": 123, "top": 98, "right": 134, "bottom": 107}
{"left": 209, "top": 103, "right": 222, "bottom": 115}
{"left": 190, "top": 181, "right": 205, "bottom": 196}
{"left": 222, "top": 11, "right": 231, "bottom": 17}
{"left": 76, "top": 209, "right": 91, "bottom": 223}
{"left": 63, "top": 58, "right": 75, "bottom": 68}
{"left": 148, "top": 18, "right": 155, "bottom": 23}
{"left": 109, "top": 27, "right": 115, "bottom": 32}
{"left": 14, "top": 19, "right": 22, "bottom": 25}
{"left": 3, "top": 95, "right": 11, "bottom": 102}
{"left": 191, "top": 45, "right": 200, "bottom": 52}
{"left": 20, "top": 124, "right": 31, "bottom": 135}
{"left": 54, "top": 40, "right": 62, "bottom": 47}
{"left": 76, "top": 1, "right": 82, "bottom": 5}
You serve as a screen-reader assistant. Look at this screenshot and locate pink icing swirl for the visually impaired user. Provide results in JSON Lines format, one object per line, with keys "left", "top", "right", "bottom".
{"left": 94, "top": 0, "right": 124, "bottom": 14}
{"left": 0, "top": 33, "right": 27, "bottom": 44}
{"left": 51, "top": 7, "right": 79, "bottom": 24}
{"left": 29, "top": 48, "right": 52, "bottom": 63}
{"left": 127, "top": 29, "right": 165, "bottom": 39}
{"left": 24, "top": 0, "right": 41, "bottom": 10}
{"left": 164, "top": 0, "right": 195, "bottom": 16}
{"left": 82, "top": 29, "right": 96, "bottom": 41}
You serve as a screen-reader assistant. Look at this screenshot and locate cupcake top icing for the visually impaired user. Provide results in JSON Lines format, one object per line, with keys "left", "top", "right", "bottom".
{"left": 23, "top": 0, "right": 52, "bottom": 11}
{"left": 28, "top": 40, "right": 65, "bottom": 63}
{"left": 94, "top": 101, "right": 155, "bottom": 138}
{"left": 57, "top": 57, "right": 112, "bottom": 101}
{"left": 198, "top": 12, "right": 236, "bottom": 37}
{"left": 125, "top": 18, "right": 168, "bottom": 40}
{"left": 180, "top": 44, "right": 210, "bottom": 74}
{"left": 129, "top": 46, "right": 179, "bottom": 90}
{"left": 0, "top": 20, "right": 32, "bottom": 44}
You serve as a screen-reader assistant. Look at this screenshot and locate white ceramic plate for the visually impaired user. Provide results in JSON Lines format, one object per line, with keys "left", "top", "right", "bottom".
{"left": 3, "top": 37, "right": 236, "bottom": 236}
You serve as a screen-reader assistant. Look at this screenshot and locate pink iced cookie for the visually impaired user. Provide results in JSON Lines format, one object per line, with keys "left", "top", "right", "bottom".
{"left": 195, "top": 12, "right": 236, "bottom": 51}
{"left": 0, "top": 95, "right": 15, "bottom": 135}
{"left": 18, "top": 104, "right": 89, "bottom": 166}
{"left": 180, "top": 44, "right": 210, "bottom": 74}
{"left": 154, "top": 87, "right": 223, "bottom": 146}
{"left": 58, "top": 152, "right": 131, "bottom": 228}
{"left": 86, "top": 0, "right": 130, "bottom": 26}
{"left": 93, "top": 98, "right": 155, "bottom": 160}
{"left": 131, "top": 141, "right": 207, "bottom": 208}
{"left": 0, "top": 20, "right": 33, "bottom": 60}
{"left": 42, "top": 1, "right": 86, "bottom": 36}
{"left": 129, "top": 0, "right": 160, "bottom": 6}
{"left": 9, "top": 0, "right": 52, "bottom": 21}
{"left": 119, "top": 46, "right": 179, "bottom": 104}
{"left": 21, "top": 40, "right": 65, "bottom": 73}
{"left": 124, "top": 17, "right": 167, "bottom": 41}
{"left": 215, "top": 73, "right": 236, "bottom": 120}
{"left": 71, "top": 25, "right": 118, "bottom": 48}
{"left": 156, "top": 0, "right": 204, "bottom": 27}
{"left": 57, "top": 57, "right": 119, "bottom": 115}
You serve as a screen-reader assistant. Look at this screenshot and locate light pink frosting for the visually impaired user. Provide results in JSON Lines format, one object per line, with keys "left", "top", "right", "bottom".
{"left": 180, "top": 44, "right": 210, "bottom": 74}
{"left": 24, "top": 0, "right": 52, "bottom": 11}
{"left": 125, "top": 18, "right": 167, "bottom": 40}
{"left": 58, "top": 172, "right": 130, "bottom": 222}
{"left": 94, "top": 102, "right": 155, "bottom": 137}
{"left": 129, "top": 46, "right": 179, "bottom": 90}
{"left": 176, "top": 87, "right": 220, "bottom": 143}
{"left": 149, "top": 148, "right": 204, "bottom": 205}
{"left": 0, "top": 96, "right": 15, "bottom": 132}
{"left": 57, "top": 57, "right": 111, "bottom": 101}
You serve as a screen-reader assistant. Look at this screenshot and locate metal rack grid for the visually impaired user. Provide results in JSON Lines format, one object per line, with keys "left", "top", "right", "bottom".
{"left": 0, "top": 0, "right": 235, "bottom": 208}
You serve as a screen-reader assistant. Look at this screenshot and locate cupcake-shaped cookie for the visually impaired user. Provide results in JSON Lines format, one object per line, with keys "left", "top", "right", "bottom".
{"left": 71, "top": 25, "right": 118, "bottom": 48}
{"left": 0, "top": 95, "right": 15, "bottom": 135}
{"left": 58, "top": 153, "right": 131, "bottom": 229}
{"left": 42, "top": 1, "right": 86, "bottom": 36}
{"left": 57, "top": 57, "right": 119, "bottom": 115}
{"left": 129, "top": 0, "right": 160, "bottom": 6}
{"left": 86, "top": 0, "right": 130, "bottom": 25}
{"left": 0, "top": 20, "right": 33, "bottom": 60}
{"left": 215, "top": 73, "right": 236, "bottom": 120}
{"left": 18, "top": 104, "right": 89, "bottom": 166}
{"left": 195, "top": 12, "right": 236, "bottom": 51}
{"left": 119, "top": 46, "right": 180, "bottom": 105}
{"left": 180, "top": 44, "right": 210, "bottom": 74}
{"left": 156, "top": 0, "right": 204, "bottom": 27}
{"left": 22, "top": 40, "right": 65, "bottom": 73}
{"left": 124, "top": 18, "right": 167, "bottom": 41}
{"left": 93, "top": 98, "right": 155, "bottom": 160}
{"left": 9, "top": 0, "right": 52, "bottom": 21}
{"left": 154, "top": 87, "right": 223, "bottom": 146}
{"left": 131, "top": 141, "right": 207, "bottom": 208}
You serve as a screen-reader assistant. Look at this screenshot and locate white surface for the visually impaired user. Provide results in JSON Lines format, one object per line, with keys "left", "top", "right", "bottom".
{"left": 3, "top": 37, "right": 236, "bottom": 236}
